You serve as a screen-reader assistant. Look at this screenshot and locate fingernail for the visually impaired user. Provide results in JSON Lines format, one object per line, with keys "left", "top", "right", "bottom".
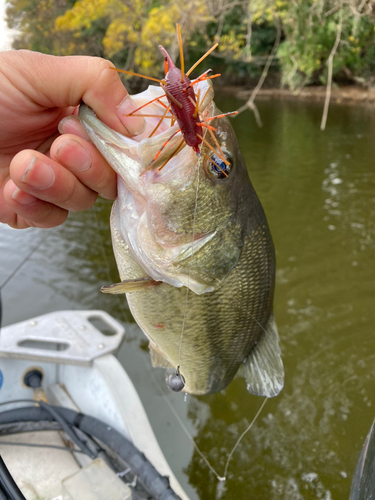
{"left": 21, "top": 156, "right": 55, "bottom": 189}
{"left": 56, "top": 139, "right": 92, "bottom": 172}
{"left": 58, "top": 116, "right": 89, "bottom": 141}
{"left": 57, "top": 116, "right": 80, "bottom": 135}
{"left": 11, "top": 188, "right": 37, "bottom": 205}
{"left": 117, "top": 95, "right": 146, "bottom": 136}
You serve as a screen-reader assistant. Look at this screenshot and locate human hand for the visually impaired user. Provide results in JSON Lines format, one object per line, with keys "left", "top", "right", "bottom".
{"left": 0, "top": 50, "right": 145, "bottom": 229}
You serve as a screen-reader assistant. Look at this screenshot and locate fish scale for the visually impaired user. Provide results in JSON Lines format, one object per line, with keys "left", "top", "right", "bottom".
{"left": 111, "top": 197, "right": 275, "bottom": 394}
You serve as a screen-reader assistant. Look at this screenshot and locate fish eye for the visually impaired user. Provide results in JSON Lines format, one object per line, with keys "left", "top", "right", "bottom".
{"left": 208, "top": 153, "right": 232, "bottom": 179}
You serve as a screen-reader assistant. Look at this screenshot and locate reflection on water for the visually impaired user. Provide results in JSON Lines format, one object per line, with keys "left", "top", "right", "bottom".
{"left": 1, "top": 97, "right": 375, "bottom": 499}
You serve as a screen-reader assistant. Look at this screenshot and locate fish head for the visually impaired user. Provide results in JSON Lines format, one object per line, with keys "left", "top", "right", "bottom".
{"left": 79, "top": 82, "right": 251, "bottom": 294}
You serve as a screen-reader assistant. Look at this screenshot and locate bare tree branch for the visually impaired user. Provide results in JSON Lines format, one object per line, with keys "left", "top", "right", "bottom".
{"left": 320, "top": 5, "right": 343, "bottom": 131}
{"left": 323, "top": 5, "right": 341, "bottom": 18}
{"left": 236, "top": 16, "right": 282, "bottom": 127}
{"left": 284, "top": 55, "right": 298, "bottom": 88}
{"left": 244, "top": 1, "right": 253, "bottom": 62}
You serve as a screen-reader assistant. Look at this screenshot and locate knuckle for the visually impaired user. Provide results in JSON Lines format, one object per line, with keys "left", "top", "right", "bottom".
{"left": 90, "top": 162, "right": 116, "bottom": 198}
{"left": 63, "top": 182, "right": 97, "bottom": 211}
{"left": 93, "top": 171, "right": 110, "bottom": 194}
{"left": 33, "top": 204, "right": 68, "bottom": 228}
{"left": 78, "top": 191, "right": 97, "bottom": 211}
{"left": 59, "top": 178, "right": 79, "bottom": 207}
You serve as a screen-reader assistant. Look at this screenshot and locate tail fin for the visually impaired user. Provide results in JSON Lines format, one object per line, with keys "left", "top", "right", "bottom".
{"left": 243, "top": 314, "right": 284, "bottom": 397}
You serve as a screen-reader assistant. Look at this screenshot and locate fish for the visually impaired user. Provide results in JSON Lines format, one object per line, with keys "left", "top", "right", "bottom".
{"left": 78, "top": 79, "right": 284, "bottom": 397}
{"left": 349, "top": 416, "right": 375, "bottom": 500}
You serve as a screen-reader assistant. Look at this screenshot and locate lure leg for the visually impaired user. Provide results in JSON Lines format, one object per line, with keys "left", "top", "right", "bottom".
{"left": 196, "top": 133, "right": 230, "bottom": 166}
{"left": 141, "top": 128, "right": 182, "bottom": 174}
{"left": 124, "top": 95, "right": 169, "bottom": 117}
{"left": 203, "top": 111, "right": 239, "bottom": 123}
{"left": 149, "top": 105, "right": 172, "bottom": 138}
{"left": 201, "top": 152, "right": 228, "bottom": 177}
{"left": 158, "top": 138, "right": 185, "bottom": 171}
{"left": 197, "top": 123, "right": 216, "bottom": 131}
{"left": 207, "top": 128, "right": 229, "bottom": 165}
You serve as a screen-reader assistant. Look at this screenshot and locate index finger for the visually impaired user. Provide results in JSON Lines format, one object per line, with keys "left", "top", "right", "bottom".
{"left": 0, "top": 50, "right": 145, "bottom": 136}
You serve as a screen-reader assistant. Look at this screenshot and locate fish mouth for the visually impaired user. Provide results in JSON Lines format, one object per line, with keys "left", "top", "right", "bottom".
{"left": 79, "top": 79, "right": 214, "bottom": 180}
{"left": 79, "top": 81, "right": 223, "bottom": 294}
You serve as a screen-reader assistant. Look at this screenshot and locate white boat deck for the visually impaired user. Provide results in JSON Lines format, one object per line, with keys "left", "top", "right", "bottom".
{"left": 0, "top": 310, "right": 189, "bottom": 500}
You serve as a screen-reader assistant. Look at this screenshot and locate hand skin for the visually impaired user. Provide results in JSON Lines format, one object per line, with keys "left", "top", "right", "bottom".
{"left": 0, "top": 50, "right": 145, "bottom": 229}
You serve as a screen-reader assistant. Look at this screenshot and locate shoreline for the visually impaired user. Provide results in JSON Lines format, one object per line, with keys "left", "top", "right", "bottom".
{"left": 219, "top": 84, "right": 375, "bottom": 106}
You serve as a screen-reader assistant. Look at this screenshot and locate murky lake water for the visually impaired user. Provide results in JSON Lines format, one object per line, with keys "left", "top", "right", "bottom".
{"left": 1, "top": 97, "right": 375, "bottom": 499}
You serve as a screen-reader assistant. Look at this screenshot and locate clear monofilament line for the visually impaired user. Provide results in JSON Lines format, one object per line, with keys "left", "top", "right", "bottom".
{"left": 222, "top": 397, "right": 268, "bottom": 480}
{"left": 140, "top": 331, "right": 268, "bottom": 483}
{"left": 177, "top": 164, "right": 200, "bottom": 367}
{"left": 140, "top": 351, "right": 223, "bottom": 481}
{"left": 163, "top": 388, "right": 268, "bottom": 482}
{"left": 161, "top": 392, "right": 225, "bottom": 481}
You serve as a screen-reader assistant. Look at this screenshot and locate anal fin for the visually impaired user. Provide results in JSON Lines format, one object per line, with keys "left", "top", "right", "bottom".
{"left": 101, "top": 277, "right": 161, "bottom": 294}
{"left": 243, "top": 313, "right": 284, "bottom": 398}
{"left": 149, "top": 343, "right": 174, "bottom": 369}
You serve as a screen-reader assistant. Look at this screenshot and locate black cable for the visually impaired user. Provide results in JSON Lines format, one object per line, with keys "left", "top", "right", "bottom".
{"left": 0, "top": 421, "right": 61, "bottom": 436}
{"left": 38, "top": 402, "right": 96, "bottom": 459}
{"left": 0, "top": 485, "right": 8, "bottom": 500}
{"left": 0, "top": 456, "right": 26, "bottom": 500}
{"left": 0, "top": 422, "right": 142, "bottom": 497}
{"left": 0, "top": 401, "right": 98, "bottom": 459}
{"left": 0, "top": 404, "right": 181, "bottom": 500}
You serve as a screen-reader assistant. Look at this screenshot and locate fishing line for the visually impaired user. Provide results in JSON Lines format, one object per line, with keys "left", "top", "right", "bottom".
{"left": 162, "top": 391, "right": 267, "bottom": 481}
{"left": 140, "top": 346, "right": 268, "bottom": 483}
{"left": 0, "top": 230, "right": 52, "bottom": 332}
{"left": 177, "top": 161, "right": 200, "bottom": 367}
{"left": 161, "top": 390, "right": 225, "bottom": 481}
{"left": 222, "top": 396, "right": 268, "bottom": 479}
{"left": 0, "top": 231, "right": 50, "bottom": 290}
{"left": 139, "top": 352, "right": 224, "bottom": 480}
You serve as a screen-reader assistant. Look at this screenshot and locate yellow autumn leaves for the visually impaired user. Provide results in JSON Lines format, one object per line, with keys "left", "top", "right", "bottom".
{"left": 55, "top": 0, "right": 212, "bottom": 73}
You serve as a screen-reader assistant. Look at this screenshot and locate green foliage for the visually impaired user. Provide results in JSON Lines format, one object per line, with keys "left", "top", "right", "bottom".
{"left": 6, "top": 0, "right": 107, "bottom": 56}
{"left": 5, "top": 0, "right": 375, "bottom": 89}
{"left": 276, "top": 0, "right": 375, "bottom": 90}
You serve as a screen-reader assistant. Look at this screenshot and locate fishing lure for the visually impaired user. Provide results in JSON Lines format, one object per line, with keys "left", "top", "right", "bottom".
{"left": 111, "top": 24, "right": 237, "bottom": 175}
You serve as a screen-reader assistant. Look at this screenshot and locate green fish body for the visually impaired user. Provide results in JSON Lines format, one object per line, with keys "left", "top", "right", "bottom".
{"left": 79, "top": 82, "right": 284, "bottom": 396}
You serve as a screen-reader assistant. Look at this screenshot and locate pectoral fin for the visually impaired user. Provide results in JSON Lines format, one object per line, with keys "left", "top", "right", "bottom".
{"left": 101, "top": 277, "right": 161, "bottom": 294}
{"left": 149, "top": 343, "right": 174, "bottom": 369}
{"left": 243, "top": 314, "right": 284, "bottom": 398}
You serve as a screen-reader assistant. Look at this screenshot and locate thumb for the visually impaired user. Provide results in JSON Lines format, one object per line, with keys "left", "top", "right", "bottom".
{"left": 1, "top": 50, "right": 145, "bottom": 136}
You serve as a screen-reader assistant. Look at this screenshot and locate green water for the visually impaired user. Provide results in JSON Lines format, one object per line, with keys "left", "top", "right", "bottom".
{"left": 1, "top": 97, "right": 375, "bottom": 499}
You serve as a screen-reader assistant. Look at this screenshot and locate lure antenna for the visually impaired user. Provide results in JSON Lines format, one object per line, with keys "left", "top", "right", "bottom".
{"left": 186, "top": 43, "right": 219, "bottom": 77}
{"left": 176, "top": 23, "right": 185, "bottom": 83}
{"left": 110, "top": 67, "right": 162, "bottom": 83}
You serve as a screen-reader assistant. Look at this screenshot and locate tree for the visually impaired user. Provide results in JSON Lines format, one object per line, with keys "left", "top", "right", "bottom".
{"left": 5, "top": 0, "right": 375, "bottom": 90}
